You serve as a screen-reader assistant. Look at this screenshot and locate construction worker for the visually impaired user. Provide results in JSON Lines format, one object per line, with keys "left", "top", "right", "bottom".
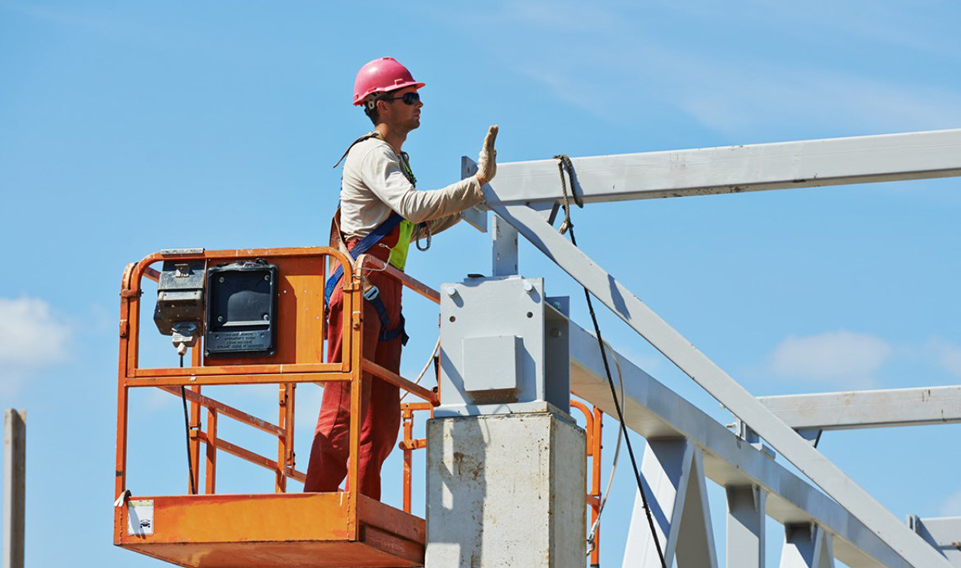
{"left": 304, "top": 57, "right": 498, "bottom": 499}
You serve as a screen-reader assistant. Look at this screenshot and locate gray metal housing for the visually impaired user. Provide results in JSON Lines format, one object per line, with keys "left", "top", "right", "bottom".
{"left": 437, "top": 275, "right": 569, "bottom": 417}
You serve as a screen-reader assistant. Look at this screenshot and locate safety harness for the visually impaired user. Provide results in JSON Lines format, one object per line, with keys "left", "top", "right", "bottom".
{"left": 325, "top": 132, "right": 417, "bottom": 345}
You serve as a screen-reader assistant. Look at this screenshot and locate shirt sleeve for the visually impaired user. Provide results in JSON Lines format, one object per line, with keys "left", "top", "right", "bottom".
{"left": 360, "top": 146, "right": 484, "bottom": 224}
{"left": 420, "top": 213, "right": 464, "bottom": 238}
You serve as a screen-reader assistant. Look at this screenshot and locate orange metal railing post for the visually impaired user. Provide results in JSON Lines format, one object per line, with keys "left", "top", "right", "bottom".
{"left": 189, "top": 346, "right": 202, "bottom": 495}
{"left": 285, "top": 383, "right": 296, "bottom": 483}
{"left": 114, "top": 263, "right": 135, "bottom": 543}
{"left": 402, "top": 407, "right": 414, "bottom": 513}
{"left": 399, "top": 402, "right": 433, "bottom": 515}
{"left": 275, "top": 385, "right": 286, "bottom": 493}
{"left": 276, "top": 383, "right": 294, "bottom": 493}
{"left": 571, "top": 400, "right": 604, "bottom": 564}
{"left": 126, "top": 259, "right": 145, "bottom": 376}
{"left": 590, "top": 406, "right": 604, "bottom": 566}
{"left": 346, "top": 275, "right": 363, "bottom": 539}
{"left": 205, "top": 409, "right": 218, "bottom": 494}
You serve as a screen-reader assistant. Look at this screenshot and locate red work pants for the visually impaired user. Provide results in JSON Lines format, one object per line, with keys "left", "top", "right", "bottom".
{"left": 304, "top": 240, "right": 403, "bottom": 500}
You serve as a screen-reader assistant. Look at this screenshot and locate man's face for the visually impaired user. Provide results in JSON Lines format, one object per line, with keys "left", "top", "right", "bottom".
{"left": 380, "top": 86, "right": 423, "bottom": 132}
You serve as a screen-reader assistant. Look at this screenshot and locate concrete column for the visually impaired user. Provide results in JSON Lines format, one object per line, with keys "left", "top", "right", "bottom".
{"left": 425, "top": 410, "right": 585, "bottom": 568}
{"left": 4, "top": 409, "right": 26, "bottom": 568}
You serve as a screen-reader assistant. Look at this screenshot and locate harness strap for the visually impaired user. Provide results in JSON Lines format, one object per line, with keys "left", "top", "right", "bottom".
{"left": 383, "top": 314, "right": 410, "bottom": 345}
{"left": 366, "top": 289, "right": 409, "bottom": 346}
{"left": 332, "top": 132, "right": 382, "bottom": 169}
{"left": 324, "top": 212, "right": 403, "bottom": 303}
{"left": 325, "top": 214, "right": 409, "bottom": 345}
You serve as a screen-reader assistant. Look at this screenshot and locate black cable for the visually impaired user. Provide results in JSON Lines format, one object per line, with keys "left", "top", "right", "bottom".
{"left": 570, "top": 225, "right": 667, "bottom": 568}
{"left": 179, "top": 354, "right": 197, "bottom": 495}
{"left": 555, "top": 155, "right": 667, "bottom": 568}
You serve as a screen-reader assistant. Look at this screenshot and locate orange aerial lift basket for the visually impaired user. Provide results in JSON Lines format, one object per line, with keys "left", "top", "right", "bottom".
{"left": 114, "top": 247, "right": 442, "bottom": 568}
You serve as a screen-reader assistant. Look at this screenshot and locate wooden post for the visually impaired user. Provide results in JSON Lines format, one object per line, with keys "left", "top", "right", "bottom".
{"left": 4, "top": 409, "right": 26, "bottom": 568}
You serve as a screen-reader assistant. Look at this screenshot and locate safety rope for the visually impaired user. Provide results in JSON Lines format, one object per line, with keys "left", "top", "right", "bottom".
{"left": 399, "top": 336, "right": 441, "bottom": 403}
{"left": 555, "top": 155, "right": 667, "bottom": 568}
{"left": 553, "top": 154, "right": 583, "bottom": 234}
{"left": 587, "top": 338, "right": 625, "bottom": 558}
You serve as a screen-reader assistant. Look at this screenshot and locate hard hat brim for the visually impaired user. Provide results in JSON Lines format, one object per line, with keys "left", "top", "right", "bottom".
{"left": 353, "top": 82, "right": 425, "bottom": 106}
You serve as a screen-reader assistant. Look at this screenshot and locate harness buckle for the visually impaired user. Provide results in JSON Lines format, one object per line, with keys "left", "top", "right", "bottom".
{"left": 363, "top": 285, "right": 380, "bottom": 302}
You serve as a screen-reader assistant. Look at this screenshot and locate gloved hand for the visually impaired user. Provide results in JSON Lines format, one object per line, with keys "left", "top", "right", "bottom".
{"left": 475, "top": 125, "right": 498, "bottom": 186}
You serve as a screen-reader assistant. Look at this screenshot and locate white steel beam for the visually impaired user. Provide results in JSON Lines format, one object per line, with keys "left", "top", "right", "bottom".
{"left": 911, "top": 517, "right": 961, "bottom": 548}
{"left": 509, "top": 196, "right": 949, "bottom": 568}
{"left": 727, "top": 485, "right": 766, "bottom": 568}
{"left": 623, "top": 439, "right": 688, "bottom": 567}
{"left": 484, "top": 129, "right": 961, "bottom": 206}
{"left": 622, "top": 440, "right": 718, "bottom": 568}
{"left": 909, "top": 517, "right": 961, "bottom": 566}
{"left": 759, "top": 386, "right": 961, "bottom": 431}
{"left": 568, "top": 321, "right": 908, "bottom": 568}
{"left": 673, "top": 446, "right": 718, "bottom": 568}
{"left": 781, "top": 524, "right": 836, "bottom": 568}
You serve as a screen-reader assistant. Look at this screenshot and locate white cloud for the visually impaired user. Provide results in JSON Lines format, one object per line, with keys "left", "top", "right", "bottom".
{"left": 146, "top": 388, "right": 177, "bottom": 410}
{"left": 0, "top": 297, "right": 72, "bottom": 394}
{"left": 941, "top": 487, "right": 961, "bottom": 517}
{"left": 768, "top": 330, "right": 891, "bottom": 388}
{"left": 0, "top": 297, "right": 71, "bottom": 365}
{"left": 928, "top": 338, "right": 961, "bottom": 379}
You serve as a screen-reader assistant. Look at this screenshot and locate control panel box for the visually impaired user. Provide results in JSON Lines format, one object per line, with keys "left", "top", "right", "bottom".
{"left": 205, "top": 260, "right": 278, "bottom": 358}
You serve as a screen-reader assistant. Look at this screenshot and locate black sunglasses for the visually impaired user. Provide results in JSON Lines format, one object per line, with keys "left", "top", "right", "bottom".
{"left": 380, "top": 92, "right": 421, "bottom": 105}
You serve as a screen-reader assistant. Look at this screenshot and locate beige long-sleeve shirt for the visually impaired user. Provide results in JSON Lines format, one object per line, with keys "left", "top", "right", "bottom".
{"left": 339, "top": 135, "right": 484, "bottom": 240}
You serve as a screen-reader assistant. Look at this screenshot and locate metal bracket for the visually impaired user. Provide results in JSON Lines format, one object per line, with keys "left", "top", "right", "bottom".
{"left": 459, "top": 156, "right": 489, "bottom": 233}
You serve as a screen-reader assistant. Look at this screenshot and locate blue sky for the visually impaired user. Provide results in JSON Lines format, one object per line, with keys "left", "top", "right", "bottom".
{"left": 1, "top": 1, "right": 960, "bottom": 566}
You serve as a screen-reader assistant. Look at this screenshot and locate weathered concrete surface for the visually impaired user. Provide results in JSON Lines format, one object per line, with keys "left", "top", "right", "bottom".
{"left": 425, "top": 411, "right": 586, "bottom": 568}
{"left": 4, "top": 409, "right": 26, "bottom": 568}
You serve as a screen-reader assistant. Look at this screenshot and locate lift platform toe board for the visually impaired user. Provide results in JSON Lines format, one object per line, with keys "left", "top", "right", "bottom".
{"left": 115, "top": 492, "right": 425, "bottom": 568}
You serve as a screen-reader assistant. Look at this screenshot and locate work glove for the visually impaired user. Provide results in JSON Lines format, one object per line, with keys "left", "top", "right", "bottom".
{"left": 476, "top": 125, "right": 498, "bottom": 185}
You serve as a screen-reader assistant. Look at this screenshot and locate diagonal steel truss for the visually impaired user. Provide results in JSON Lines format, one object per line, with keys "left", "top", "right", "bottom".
{"left": 464, "top": 128, "right": 961, "bottom": 568}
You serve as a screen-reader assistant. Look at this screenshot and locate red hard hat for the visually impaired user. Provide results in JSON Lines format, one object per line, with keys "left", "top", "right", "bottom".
{"left": 352, "top": 57, "right": 425, "bottom": 106}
